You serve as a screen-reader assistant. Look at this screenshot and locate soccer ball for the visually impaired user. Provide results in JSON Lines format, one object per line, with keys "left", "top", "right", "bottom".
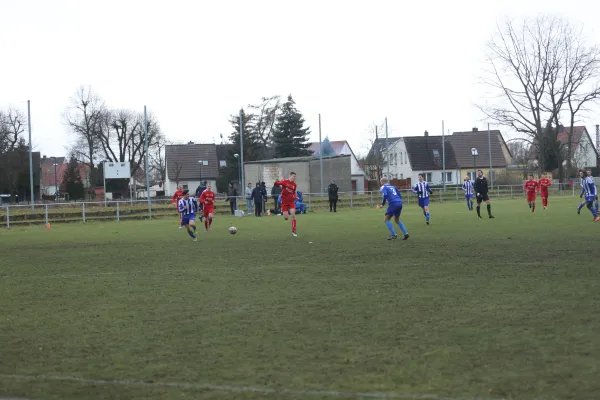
{"left": 229, "top": 226, "right": 237, "bottom": 235}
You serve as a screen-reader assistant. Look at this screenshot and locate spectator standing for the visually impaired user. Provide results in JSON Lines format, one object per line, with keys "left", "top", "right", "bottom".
{"left": 260, "top": 182, "right": 268, "bottom": 213}
{"left": 245, "top": 183, "right": 253, "bottom": 215}
{"left": 227, "top": 182, "right": 238, "bottom": 215}
{"left": 271, "top": 183, "right": 281, "bottom": 214}
{"left": 251, "top": 182, "right": 264, "bottom": 216}
{"left": 328, "top": 180, "right": 339, "bottom": 212}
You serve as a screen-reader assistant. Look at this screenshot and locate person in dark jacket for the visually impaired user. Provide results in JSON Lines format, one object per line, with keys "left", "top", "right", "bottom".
{"left": 271, "top": 183, "right": 281, "bottom": 214}
{"left": 328, "top": 180, "right": 339, "bottom": 212}
{"left": 260, "top": 182, "right": 268, "bottom": 213}
{"left": 227, "top": 182, "right": 238, "bottom": 215}
{"left": 251, "top": 182, "right": 264, "bottom": 216}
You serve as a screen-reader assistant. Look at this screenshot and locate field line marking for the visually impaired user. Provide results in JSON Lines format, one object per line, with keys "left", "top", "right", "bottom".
{"left": 0, "top": 373, "right": 505, "bottom": 400}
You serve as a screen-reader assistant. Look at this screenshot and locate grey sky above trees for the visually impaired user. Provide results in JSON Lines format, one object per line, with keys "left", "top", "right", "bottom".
{"left": 1, "top": 1, "right": 600, "bottom": 161}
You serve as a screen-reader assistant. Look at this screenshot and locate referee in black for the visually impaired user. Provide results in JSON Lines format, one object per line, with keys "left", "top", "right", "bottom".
{"left": 474, "top": 169, "right": 495, "bottom": 219}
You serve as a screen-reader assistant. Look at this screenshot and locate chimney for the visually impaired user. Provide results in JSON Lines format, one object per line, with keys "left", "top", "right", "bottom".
{"left": 472, "top": 127, "right": 478, "bottom": 132}
{"left": 424, "top": 130, "right": 429, "bottom": 137}
{"left": 188, "top": 141, "right": 194, "bottom": 145}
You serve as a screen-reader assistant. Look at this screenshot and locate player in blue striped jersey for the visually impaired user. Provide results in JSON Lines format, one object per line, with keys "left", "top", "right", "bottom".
{"left": 376, "top": 178, "right": 409, "bottom": 240}
{"left": 462, "top": 176, "right": 474, "bottom": 211}
{"left": 413, "top": 174, "right": 433, "bottom": 224}
{"left": 577, "top": 170, "right": 600, "bottom": 222}
{"left": 178, "top": 190, "right": 199, "bottom": 241}
{"left": 576, "top": 170, "right": 599, "bottom": 222}
{"left": 586, "top": 169, "right": 599, "bottom": 213}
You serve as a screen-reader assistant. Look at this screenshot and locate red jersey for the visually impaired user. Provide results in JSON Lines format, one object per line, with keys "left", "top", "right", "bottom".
{"left": 524, "top": 180, "right": 539, "bottom": 193}
{"left": 538, "top": 178, "right": 552, "bottom": 191}
{"left": 199, "top": 190, "right": 216, "bottom": 207}
{"left": 172, "top": 189, "right": 184, "bottom": 205}
{"left": 274, "top": 179, "right": 297, "bottom": 203}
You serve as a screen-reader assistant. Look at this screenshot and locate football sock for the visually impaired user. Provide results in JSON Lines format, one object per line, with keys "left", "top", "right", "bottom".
{"left": 532, "top": 204, "right": 535, "bottom": 212}
{"left": 397, "top": 221, "right": 408, "bottom": 235}
{"left": 292, "top": 219, "right": 297, "bottom": 231}
{"left": 466, "top": 201, "right": 470, "bottom": 210}
{"left": 385, "top": 220, "right": 396, "bottom": 236}
{"left": 596, "top": 201, "right": 599, "bottom": 214}
{"left": 476, "top": 206, "right": 481, "bottom": 217}
{"left": 209, "top": 217, "right": 213, "bottom": 227}
{"left": 425, "top": 212, "right": 430, "bottom": 222}
{"left": 188, "top": 230, "right": 196, "bottom": 239}
{"left": 578, "top": 202, "right": 585, "bottom": 212}
{"left": 192, "top": 225, "right": 196, "bottom": 232}
{"left": 487, "top": 204, "right": 492, "bottom": 216}
{"left": 204, "top": 219, "right": 209, "bottom": 229}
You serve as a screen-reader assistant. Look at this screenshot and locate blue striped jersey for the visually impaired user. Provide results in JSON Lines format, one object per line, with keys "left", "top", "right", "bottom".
{"left": 413, "top": 181, "right": 432, "bottom": 198}
{"left": 178, "top": 197, "right": 199, "bottom": 216}
{"left": 580, "top": 177, "right": 597, "bottom": 197}
{"left": 462, "top": 180, "right": 474, "bottom": 195}
{"left": 380, "top": 183, "right": 402, "bottom": 205}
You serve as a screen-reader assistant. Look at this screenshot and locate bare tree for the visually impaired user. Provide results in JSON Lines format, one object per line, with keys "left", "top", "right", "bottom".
{"left": 248, "top": 95, "right": 280, "bottom": 155}
{"left": 362, "top": 123, "right": 388, "bottom": 182}
{"left": 479, "top": 17, "right": 600, "bottom": 176}
{"left": 149, "top": 136, "right": 168, "bottom": 185}
{"left": 0, "top": 106, "right": 26, "bottom": 154}
{"left": 172, "top": 160, "right": 184, "bottom": 186}
{"left": 96, "top": 109, "right": 164, "bottom": 176}
{"left": 64, "top": 86, "right": 105, "bottom": 170}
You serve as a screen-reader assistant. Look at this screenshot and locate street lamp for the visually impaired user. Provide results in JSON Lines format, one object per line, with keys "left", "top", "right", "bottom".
{"left": 471, "top": 148, "right": 479, "bottom": 180}
{"left": 53, "top": 158, "right": 59, "bottom": 202}
{"left": 198, "top": 160, "right": 208, "bottom": 184}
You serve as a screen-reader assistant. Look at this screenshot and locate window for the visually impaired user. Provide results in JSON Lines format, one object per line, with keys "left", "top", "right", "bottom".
{"left": 405, "top": 153, "right": 408, "bottom": 164}
{"left": 425, "top": 173, "right": 432, "bottom": 182}
{"left": 467, "top": 172, "right": 475, "bottom": 180}
{"left": 445, "top": 172, "right": 452, "bottom": 182}
{"left": 400, "top": 152, "right": 403, "bottom": 164}
{"left": 400, "top": 173, "right": 404, "bottom": 179}
{"left": 182, "top": 184, "right": 189, "bottom": 190}
{"left": 432, "top": 149, "right": 440, "bottom": 157}
{"left": 219, "top": 160, "right": 227, "bottom": 167}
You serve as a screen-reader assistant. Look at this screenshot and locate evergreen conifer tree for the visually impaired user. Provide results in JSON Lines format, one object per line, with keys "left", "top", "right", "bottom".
{"left": 273, "top": 95, "right": 311, "bottom": 158}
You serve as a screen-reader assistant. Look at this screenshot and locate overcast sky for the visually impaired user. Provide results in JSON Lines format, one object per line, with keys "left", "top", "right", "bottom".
{"left": 1, "top": 0, "right": 600, "bottom": 158}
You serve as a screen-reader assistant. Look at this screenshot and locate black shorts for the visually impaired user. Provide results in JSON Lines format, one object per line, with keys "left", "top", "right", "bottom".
{"left": 476, "top": 193, "right": 489, "bottom": 202}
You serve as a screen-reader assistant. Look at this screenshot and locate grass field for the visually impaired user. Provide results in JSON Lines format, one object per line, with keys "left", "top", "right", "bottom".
{"left": 1, "top": 197, "right": 599, "bottom": 400}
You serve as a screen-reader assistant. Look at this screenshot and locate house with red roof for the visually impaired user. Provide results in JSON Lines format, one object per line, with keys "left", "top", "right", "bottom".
{"left": 40, "top": 156, "right": 67, "bottom": 196}
{"left": 528, "top": 125, "right": 598, "bottom": 170}
{"left": 308, "top": 138, "right": 365, "bottom": 193}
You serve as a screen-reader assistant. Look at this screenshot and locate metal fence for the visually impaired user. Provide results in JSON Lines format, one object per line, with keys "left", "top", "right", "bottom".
{"left": 0, "top": 184, "right": 581, "bottom": 228}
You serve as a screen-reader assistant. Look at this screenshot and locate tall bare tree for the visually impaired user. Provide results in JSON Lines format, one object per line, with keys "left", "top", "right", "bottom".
{"left": 363, "top": 123, "right": 388, "bottom": 182}
{"left": 0, "top": 106, "right": 27, "bottom": 154}
{"left": 64, "top": 86, "right": 105, "bottom": 170}
{"left": 149, "top": 136, "right": 168, "bottom": 185}
{"left": 479, "top": 17, "right": 600, "bottom": 175}
{"left": 248, "top": 95, "right": 280, "bottom": 156}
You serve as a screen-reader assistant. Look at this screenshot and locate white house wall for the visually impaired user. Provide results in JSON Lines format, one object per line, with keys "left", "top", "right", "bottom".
{"left": 385, "top": 139, "right": 413, "bottom": 180}
{"left": 410, "top": 169, "right": 461, "bottom": 186}
{"left": 575, "top": 135, "right": 597, "bottom": 168}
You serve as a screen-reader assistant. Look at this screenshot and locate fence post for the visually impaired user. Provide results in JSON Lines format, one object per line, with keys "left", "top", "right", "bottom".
{"left": 117, "top": 202, "right": 120, "bottom": 222}
{"left": 308, "top": 192, "right": 312, "bottom": 212}
{"left": 510, "top": 185, "right": 513, "bottom": 198}
{"left": 497, "top": 186, "right": 500, "bottom": 199}
{"left": 6, "top": 206, "right": 9, "bottom": 229}
{"left": 439, "top": 189, "right": 443, "bottom": 203}
{"left": 349, "top": 191, "right": 353, "bottom": 208}
{"left": 82, "top": 203, "right": 86, "bottom": 223}
{"left": 370, "top": 191, "right": 373, "bottom": 206}
{"left": 45, "top": 204, "right": 48, "bottom": 226}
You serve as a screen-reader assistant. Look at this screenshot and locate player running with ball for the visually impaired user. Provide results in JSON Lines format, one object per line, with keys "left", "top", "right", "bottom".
{"left": 178, "top": 190, "right": 198, "bottom": 241}
{"left": 274, "top": 172, "right": 299, "bottom": 237}
{"left": 376, "top": 178, "right": 409, "bottom": 241}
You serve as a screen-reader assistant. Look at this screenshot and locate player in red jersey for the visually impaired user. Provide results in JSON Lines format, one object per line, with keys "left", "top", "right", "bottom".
{"left": 199, "top": 183, "right": 216, "bottom": 231}
{"left": 274, "top": 172, "right": 299, "bottom": 237}
{"left": 524, "top": 174, "right": 539, "bottom": 213}
{"left": 171, "top": 184, "right": 185, "bottom": 228}
{"left": 538, "top": 174, "right": 552, "bottom": 209}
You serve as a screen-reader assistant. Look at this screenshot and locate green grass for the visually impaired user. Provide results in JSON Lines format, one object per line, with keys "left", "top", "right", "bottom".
{"left": 1, "top": 197, "right": 599, "bottom": 400}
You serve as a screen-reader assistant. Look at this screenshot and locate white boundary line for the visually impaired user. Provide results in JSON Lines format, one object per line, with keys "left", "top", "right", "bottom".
{"left": 0, "top": 373, "right": 505, "bottom": 400}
